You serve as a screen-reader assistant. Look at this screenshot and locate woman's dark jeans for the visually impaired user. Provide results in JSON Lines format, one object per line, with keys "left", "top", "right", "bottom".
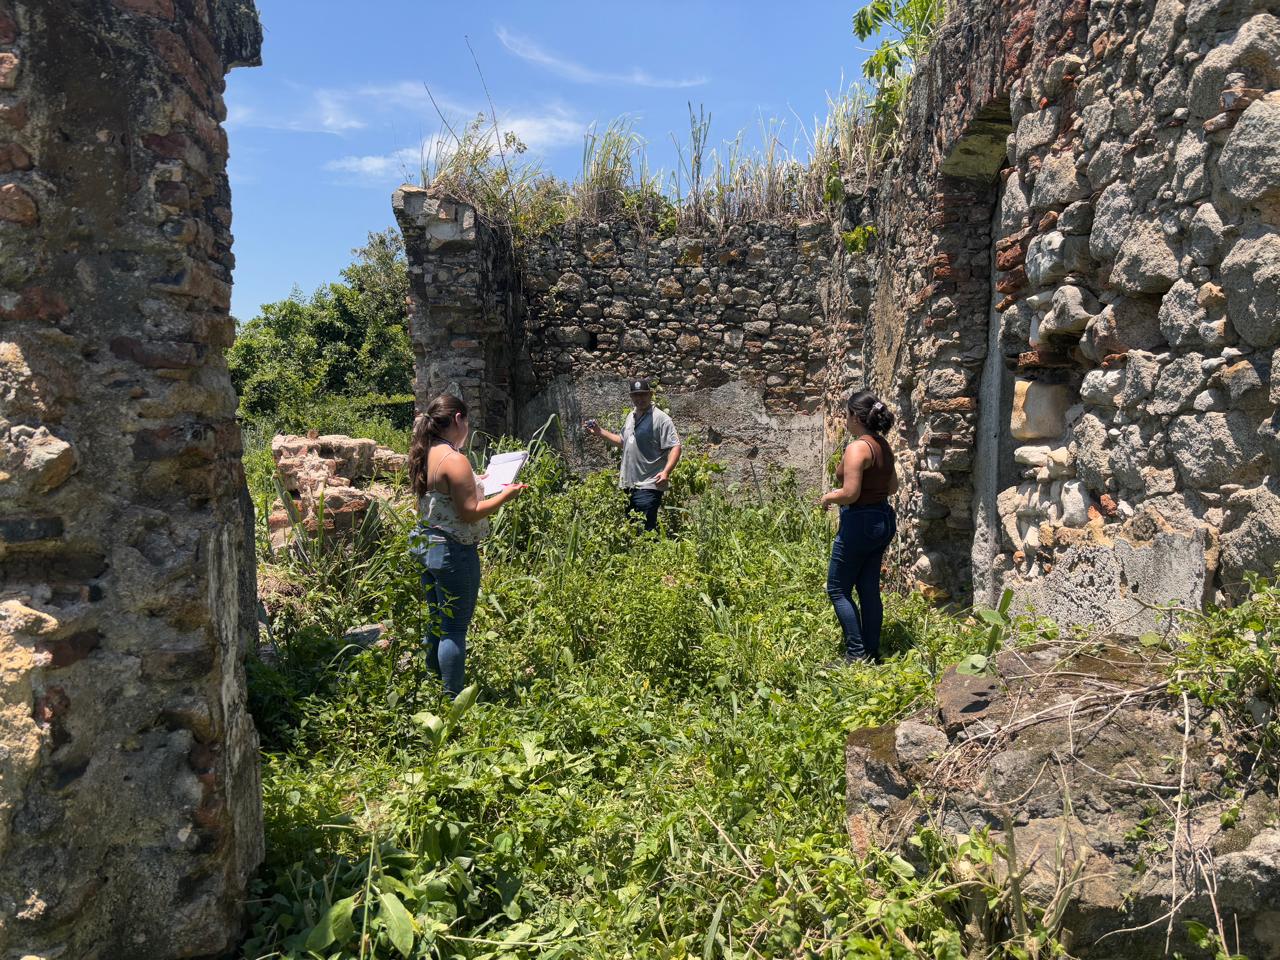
{"left": 826, "top": 502, "right": 897, "bottom": 661}
{"left": 419, "top": 538, "right": 481, "bottom": 697}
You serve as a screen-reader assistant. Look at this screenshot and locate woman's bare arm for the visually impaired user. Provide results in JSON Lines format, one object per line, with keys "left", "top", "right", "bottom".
{"left": 441, "top": 452, "right": 523, "bottom": 522}
{"left": 821, "top": 443, "right": 870, "bottom": 508}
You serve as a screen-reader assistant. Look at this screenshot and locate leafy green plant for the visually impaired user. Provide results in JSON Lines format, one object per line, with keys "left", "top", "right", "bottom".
{"left": 243, "top": 433, "right": 1083, "bottom": 960}
{"left": 852, "top": 0, "right": 947, "bottom": 140}
{"left": 229, "top": 230, "right": 413, "bottom": 423}
{"left": 1168, "top": 569, "right": 1279, "bottom": 782}
{"left": 842, "top": 224, "right": 877, "bottom": 254}
{"left": 955, "top": 587, "right": 1013, "bottom": 676}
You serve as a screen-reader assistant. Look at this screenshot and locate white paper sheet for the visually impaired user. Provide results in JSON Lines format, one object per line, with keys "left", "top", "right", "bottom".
{"left": 480, "top": 451, "right": 528, "bottom": 496}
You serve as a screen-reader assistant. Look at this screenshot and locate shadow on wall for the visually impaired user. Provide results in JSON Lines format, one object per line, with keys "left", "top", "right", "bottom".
{"left": 519, "top": 376, "right": 828, "bottom": 488}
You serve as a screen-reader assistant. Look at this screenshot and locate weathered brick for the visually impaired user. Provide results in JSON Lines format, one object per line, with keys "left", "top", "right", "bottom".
{"left": 0, "top": 181, "right": 37, "bottom": 224}
{"left": 0, "top": 51, "right": 18, "bottom": 89}
{"left": 110, "top": 336, "right": 206, "bottom": 368}
{"left": 0, "top": 286, "right": 68, "bottom": 322}
{"left": 0, "top": 142, "right": 31, "bottom": 173}
{"left": 154, "top": 179, "right": 192, "bottom": 209}
{"left": 995, "top": 265, "right": 1027, "bottom": 294}
{"left": 995, "top": 241, "right": 1026, "bottom": 271}
{"left": 132, "top": 421, "right": 217, "bottom": 461}
{"left": 0, "top": 515, "right": 64, "bottom": 543}
{"left": 0, "top": 99, "right": 28, "bottom": 129}
{"left": 37, "top": 630, "right": 102, "bottom": 668}
{"left": 151, "top": 28, "right": 212, "bottom": 109}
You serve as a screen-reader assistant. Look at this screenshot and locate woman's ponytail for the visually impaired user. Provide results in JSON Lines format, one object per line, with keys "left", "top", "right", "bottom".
{"left": 847, "top": 390, "right": 895, "bottom": 434}
{"left": 409, "top": 393, "right": 468, "bottom": 496}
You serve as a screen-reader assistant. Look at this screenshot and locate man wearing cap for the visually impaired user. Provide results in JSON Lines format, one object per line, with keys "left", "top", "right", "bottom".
{"left": 584, "top": 378, "right": 682, "bottom": 532}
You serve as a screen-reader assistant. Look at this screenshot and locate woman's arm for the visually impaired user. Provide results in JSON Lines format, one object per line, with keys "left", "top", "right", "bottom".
{"left": 820, "top": 443, "right": 869, "bottom": 508}
{"left": 443, "top": 454, "right": 524, "bottom": 522}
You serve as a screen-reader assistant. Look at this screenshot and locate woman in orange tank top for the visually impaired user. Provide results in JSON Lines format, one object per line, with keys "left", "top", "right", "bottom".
{"left": 819, "top": 391, "right": 899, "bottom": 662}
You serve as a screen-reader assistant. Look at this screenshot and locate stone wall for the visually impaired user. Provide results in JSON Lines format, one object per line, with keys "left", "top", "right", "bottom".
{"left": 397, "top": 0, "right": 1279, "bottom": 633}
{"left": 0, "top": 2, "right": 263, "bottom": 957}
{"left": 393, "top": 187, "right": 517, "bottom": 441}
{"left": 515, "top": 219, "right": 851, "bottom": 482}
{"left": 396, "top": 187, "right": 866, "bottom": 484}
{"left": 859, "top": 0, "right": 1280, "bottom": 630}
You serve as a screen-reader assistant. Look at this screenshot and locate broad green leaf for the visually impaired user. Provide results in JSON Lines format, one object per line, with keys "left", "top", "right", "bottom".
{"left": 412, "top": 711, "right": 444, "bottom": 740}
{"left": 1183, "top": 919, "right": 1212, "bottom": 948}
{"left": 887, "top": 853, "right": 916, "bottom": 878}
{"left": 378, "top": 892, "right": 415, "bottom": 958}
{"left": 450, "top": 684, "right": 479, "bottom": 720}
{"left": 303, "top": 895, "right": 356, "bottom": 951}
{"left": 955, "top": 654, "right": 989, "bottom": 676}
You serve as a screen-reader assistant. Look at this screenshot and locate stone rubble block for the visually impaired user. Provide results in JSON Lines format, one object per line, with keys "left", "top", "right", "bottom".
{"left": 1011, "top": 378, "right": 1073, "bottom": 440}
{"left": 847, "top": 644, "right": 1278, "bottom": 957}
{"left": 1220, "top": 230, "right": 1280, "bottom": 349}
{"left": 1218, "top": 92, "right": 1280, "bottom": 208}
{"left": 1111, "top": 223, "right": 1181, "bottom": 294}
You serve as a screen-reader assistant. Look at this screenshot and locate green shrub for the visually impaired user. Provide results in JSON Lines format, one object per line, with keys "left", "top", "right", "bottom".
{"left": 230, "top": 229, "right": 413, "bottom": 423}
{"left": 242, "top": 440, "right": 1056, "bottom": 959}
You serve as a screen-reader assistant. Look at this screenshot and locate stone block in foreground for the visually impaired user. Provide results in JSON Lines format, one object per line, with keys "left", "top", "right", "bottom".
{"left": 847, "top": 644, "right": 1280, "bottom": 958}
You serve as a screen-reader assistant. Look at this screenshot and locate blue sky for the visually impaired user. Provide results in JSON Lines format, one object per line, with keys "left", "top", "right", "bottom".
{"left": 225, "top": 1, "right": 873, "bottom": 320}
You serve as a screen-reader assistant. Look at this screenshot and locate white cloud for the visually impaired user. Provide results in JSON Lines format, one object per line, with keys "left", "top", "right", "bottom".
{"left": 496, "top": 26, "right": 707, "bottom": 88}
{"left": 326, "top": 147, "right": 421, "bottom": 180}
{"left": 504, "top": 105, "right": 583, "bottom": 151}
{"left": 313, "top": 90, "right": 367, "bottom": 133}
{"left": 324, "top": 104, "right": 585, "bottom": 186}
{"left": 225, "top": 86, "right": 366, "bottom": 135}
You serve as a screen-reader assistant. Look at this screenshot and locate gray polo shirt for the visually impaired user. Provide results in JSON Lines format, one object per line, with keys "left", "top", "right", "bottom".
{"left": 619, "top": 406, "right": 679, "bottom": 489}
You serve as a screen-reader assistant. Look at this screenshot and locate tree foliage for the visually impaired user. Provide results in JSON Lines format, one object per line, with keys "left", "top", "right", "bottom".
{"left": 852, "top": 0, "right": 947, "bottom": 135}
{"left": 229, "top": 229, "right": 414, "bottom": 422}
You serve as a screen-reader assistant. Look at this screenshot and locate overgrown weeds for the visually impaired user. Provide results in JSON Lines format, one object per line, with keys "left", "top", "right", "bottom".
{"left": 240, "top": 437, "right": 1094, "bottom": 959}
{"left": 417, "top": 84, "right": 887, "bottom": 246}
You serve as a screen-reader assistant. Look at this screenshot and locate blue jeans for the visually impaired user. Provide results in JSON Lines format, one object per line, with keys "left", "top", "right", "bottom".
{"left": 627, "top": 487, "right": 664, "bottom": 532}
{"left": 419, "top": 538, "right": 481, "bottom": 697}
{"left": 826, "top": 502, "right": 896, "bottom": 661}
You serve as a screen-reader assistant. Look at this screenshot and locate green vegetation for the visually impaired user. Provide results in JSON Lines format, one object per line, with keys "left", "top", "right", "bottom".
{"left": 1170, "top": 571, "right": 1280, "bottom": 785}
{"left": 852, "top": 0, "right": 947, "bottom": 136}
{"left": 841, "top": 225, "right": 878, "bottom": 255}
{"left": 241, "top": 426, "right": 1280, "bottom": 959}
{"left": 230, "top": 229, "right": 414, "bottom": 427}
{"left": 242, "top": 439, "right": 1075, "bottom": 960}
{"left": 420, "top": 85, "right": 883, "bottom": 246}
{"left": 415, "top": 0, "right": 954, "bottom": 241}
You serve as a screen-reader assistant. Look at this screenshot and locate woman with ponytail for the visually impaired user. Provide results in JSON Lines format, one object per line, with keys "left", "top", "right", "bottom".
{"left": 819, "top": 391, "right": 899, "bottom": 663}
{"left": 407, "top": 394, "right": 526, "bottom": 697}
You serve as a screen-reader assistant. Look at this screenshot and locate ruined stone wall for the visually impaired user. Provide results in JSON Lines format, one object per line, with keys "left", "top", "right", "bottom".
{"left": 398, "top": 0, "right": 1279, "bottom": 633}
{"left": 396, "top": 195, "right": 866, "bottom": 485}
{"left": 515, "top": 219, "right": 851, "bottom": 482}
{"left": 394, "top": 186, "right": 518, "bottom": 440}
{"left": 862, "top": 0, "right": 1280, "bottom": 630}
{"left": 0, "top": 2, "right": 263, "bottom": 956}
